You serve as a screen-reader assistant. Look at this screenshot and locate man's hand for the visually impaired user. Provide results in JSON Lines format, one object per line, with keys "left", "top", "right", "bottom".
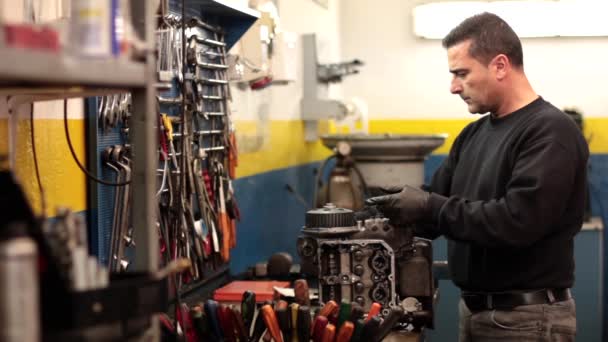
{"left": 365, "top": 185, "right": 431, "bottom": 225}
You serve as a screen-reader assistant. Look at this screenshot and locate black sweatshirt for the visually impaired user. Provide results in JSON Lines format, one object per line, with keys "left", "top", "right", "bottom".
{"left": 425, "top": 97, "right": 589, "bottom": 291}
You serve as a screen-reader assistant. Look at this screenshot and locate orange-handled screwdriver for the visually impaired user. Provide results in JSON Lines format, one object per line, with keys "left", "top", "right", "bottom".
{"left": 365, "top": 302, "right": 382, "bottom": 322}
{"left": 321, "top": 324, "right": 336, "bottom": 342}
{"left": 261, "top": 304, "right": 284, "bottom": 342}
{"left": 336, "top": 321, "right": 354, "bottom": 342}
{"left": 319, "top": 300, "right": 338, "bottom": 317}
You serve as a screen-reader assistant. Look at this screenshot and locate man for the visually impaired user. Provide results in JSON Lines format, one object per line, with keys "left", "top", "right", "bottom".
{"left": 366, "top": 12, "right": 588, "bottom": 341}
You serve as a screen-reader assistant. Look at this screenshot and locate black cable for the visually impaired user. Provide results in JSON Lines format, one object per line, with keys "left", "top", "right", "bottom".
{"left": 63, "top": 99, "right": 130, "bottom": 186}
{"left": 30, "top": 103, "right": 47, "bottom": 216}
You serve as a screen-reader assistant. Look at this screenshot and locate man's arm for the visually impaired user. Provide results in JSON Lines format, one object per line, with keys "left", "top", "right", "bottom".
{"left": 430, "top": 138, "right": 583, "bottom": 248}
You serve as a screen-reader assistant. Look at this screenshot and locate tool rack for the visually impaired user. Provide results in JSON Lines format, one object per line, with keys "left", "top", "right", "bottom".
{"left": 1, "top": 0, "right": 257, "bottom": 340}
{"left": 87, "top": 0, "right": 259, "bottom": 306}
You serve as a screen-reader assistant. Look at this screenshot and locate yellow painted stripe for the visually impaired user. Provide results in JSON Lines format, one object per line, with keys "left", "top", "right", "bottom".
{"left": 0, "top": 118, "right": 87, "bottom": 217}
{"left": 235, "top": 117, "right": 608, "bottom": 177}
{"left": 586, "top": 118, "right": 608, "bottom": 154}
{"left": 235, "top": 120, "right": 332, "bottom": 178}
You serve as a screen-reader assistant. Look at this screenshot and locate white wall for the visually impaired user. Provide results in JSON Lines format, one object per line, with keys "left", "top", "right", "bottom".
{"left": 230, "top": 0, "right": 342, "bottom": 121}
{"left": 339, "top": 0, "right": 608, "bottom": 119}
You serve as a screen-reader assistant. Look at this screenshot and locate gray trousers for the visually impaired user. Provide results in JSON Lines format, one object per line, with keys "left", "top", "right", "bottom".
{"left": 458, "top": 298, "right": 576, "bottom": 341}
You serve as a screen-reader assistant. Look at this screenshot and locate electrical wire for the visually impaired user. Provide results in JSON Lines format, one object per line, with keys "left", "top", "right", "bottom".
{"left": 312, "top": 154, "right": 336, "bottom": 208}
{"left": 63, "top": 99, "right": 130, "bottom": 186}
{"left": 30, "top": 103, "right": 47, "bottom": 216}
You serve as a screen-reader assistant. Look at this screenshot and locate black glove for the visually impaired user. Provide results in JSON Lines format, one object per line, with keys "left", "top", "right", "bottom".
{"left": 354, "top": 205, "right": 382, "bottom": 221}
{"left": 365, "top": 185, "right": 431, "bottom": 225}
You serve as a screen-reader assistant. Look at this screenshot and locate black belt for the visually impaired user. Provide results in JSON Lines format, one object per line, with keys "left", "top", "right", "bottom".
{"left": 462, "top": 288, "right": 571, "bottom": 312}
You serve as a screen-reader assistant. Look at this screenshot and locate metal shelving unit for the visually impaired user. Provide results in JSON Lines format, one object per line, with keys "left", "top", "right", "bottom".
{"left": 0, "top": 1, "right": 158, "bottom": 340}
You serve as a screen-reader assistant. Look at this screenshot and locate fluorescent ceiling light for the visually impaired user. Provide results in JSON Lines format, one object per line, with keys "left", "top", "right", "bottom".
{"left": 413, "top": 0, "right": 608, "bottom": 39}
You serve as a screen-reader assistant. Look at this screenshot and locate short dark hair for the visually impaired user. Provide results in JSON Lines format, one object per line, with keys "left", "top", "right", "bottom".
{"left": 442, "top": 12, "right": 523, "bottom": 67}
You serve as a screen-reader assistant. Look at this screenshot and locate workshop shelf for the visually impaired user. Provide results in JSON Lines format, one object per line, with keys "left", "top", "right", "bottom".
{"left": 0, "top": 48, "right": 146, "bottom": 90}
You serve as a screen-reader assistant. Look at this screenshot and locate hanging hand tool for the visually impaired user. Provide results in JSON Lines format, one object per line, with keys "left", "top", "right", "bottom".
{"left": 215, "top": 162, "right": 231, "bottom": 261}
{"left": 161, "top": 114, "right": 180, "bottom": 169}
{"left": 297, "top": 306, "right": 311, "bottom": 342}
{"left": 261, "top": 304, "right": 284, "bottom": 342}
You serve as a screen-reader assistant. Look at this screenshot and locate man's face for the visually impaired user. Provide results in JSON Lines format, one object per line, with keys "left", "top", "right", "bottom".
{"left": 447, "top": 40, "right": 497, "bottom": 114}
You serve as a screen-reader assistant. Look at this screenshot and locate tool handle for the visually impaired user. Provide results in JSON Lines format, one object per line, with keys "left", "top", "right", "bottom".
{"left": 262, "top": 304, "right": 284, "bottom": 342}
{"left": 204, "top": 300, "right": 224, "bottom": 341}
{"left": 250, "top": 310, "right": 267, "bottom": 342}
{"left": 219, "top": 304, "right": 236, "bottom": 342}
{"left": 337, "top": 299, "right": 352, "bottom": 329}
{"left": 230, "top": 306, "right": 249, "bottom": 341}
{"left": 297, "top": 305, "right": 311, "bottom": 342}
{"left": 365, "top": 302, "right": 382, "bottom": 322}
{"left": 336, "top": 321, "right": 355, "bottom": 342}
{"left": 351, "top": 319, "right": 365, "bottom": 342}
{"left": 312, "top": 315, "right": 328, "bottom": 342}
{"left": 360, "top": 316, "right": 381, "bottom": 341}
{"left": 321, "top": 323, "right": 336, "bottom": 342}
{"left": 349, "top": 303, "right": 365, "bottom": 323}
{"left": 242, "top": 291, "right": 256, "bottom": 332}
{"left": 319, "top": 300, "right": 338, "bottom": 317}
{"left": 276, "top": 307, "right": 292, "bottom": 342}
{"left": 294, "top": 279, "right": 311, "bottom": 306}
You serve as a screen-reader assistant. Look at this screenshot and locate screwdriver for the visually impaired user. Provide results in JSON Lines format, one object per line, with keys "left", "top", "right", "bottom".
{"left": 374, "top": 307, "right": 405, "bottom": 341}
{"left": 277, "top": 300, "right": 289, "bottom": 310}
{"left": 229, "top": 305, "right": 249, "bottom": 341}
{"left": 311, "top": 315, "right": 328, "bottom": 342}
{"left": 336, "top": 321, "right": 355, "bottom": 342}
{"left": 336, "top": 299, "right": 352, "bottom": 330}
{"left": 319, "top": 300, "right": 338, "bottom": 318}
{"left": 261, "top": 304, "right": 284, "bottom": 342}
{"left": 351, "top": 318, "right": 365, "bottom": 342}
{"left": 349, "top": 303, "right": 365, "bottom": 323}
{"left": 297, "top": 305, "right": 311, "bottom": 342}
{"left": 218, "top": 304, "right": 236, "bottom": 342}
{"left": 290, "top": 303, "right": 300, "bottom": 342}
{"left": 365, "top": 302, "right": 382, "bottom": 322}
{"left": 294, "top": 279, "right": 311, "bottom": 306}
{"left": 276, "top": 307, "right": 292, "bottom": 342}
{"left": 204, "top": 300, "right": 223, "bottom": 341}
{"left": 321, "top": 323, "right": 336, "bottom": 342}
{"left": 250, "top": 309, "right": 267, "bottom": 342}
{"left": 242, "top": 291, "right": 256, "bottom": 333}
{"left": 190, "top": 305, "right": 210, "bottom": 341}
{"left": 360, "top": 316, "right": 381, "bottom": 341}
